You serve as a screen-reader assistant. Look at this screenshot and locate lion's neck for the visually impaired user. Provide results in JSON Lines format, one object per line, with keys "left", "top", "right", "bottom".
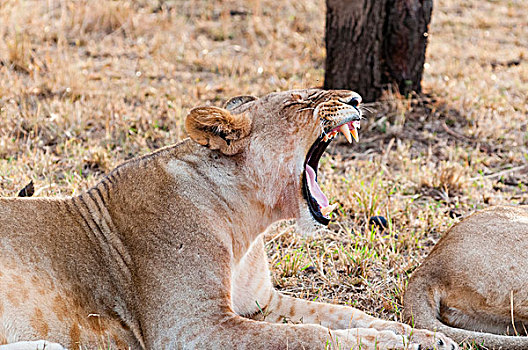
{"left": 161, "top": 141, "right": 291, "bottom": 261}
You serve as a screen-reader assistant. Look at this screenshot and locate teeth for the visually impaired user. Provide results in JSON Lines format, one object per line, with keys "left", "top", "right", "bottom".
{"left": 322, "top": 123, "right": 360, "bottom": 143}
{"left": 339, "top": 124, "right": 352, "bottom": 143}
{"left": 322, "top": 130, "right": 338, "bottom": 142}
{"left": 350, "top": 127, "right": 359, "bottom": 142}
{"left": 320, "top": 203, "right": 339, "bottom": 217}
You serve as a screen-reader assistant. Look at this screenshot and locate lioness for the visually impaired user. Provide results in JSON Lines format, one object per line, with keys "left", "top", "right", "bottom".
{"left": 404, "top": 205, "right": 528, "bottom": 349}
{"left": 0, "top": 89, "right": 456, "bottom": 350}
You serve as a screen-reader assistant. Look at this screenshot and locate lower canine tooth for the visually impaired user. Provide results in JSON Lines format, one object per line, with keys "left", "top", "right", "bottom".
{"left": 321, "top": 203, "right": 339, "bottom": 217}
{"left": 339, "top": 124, "right": 352, "bottom": 143}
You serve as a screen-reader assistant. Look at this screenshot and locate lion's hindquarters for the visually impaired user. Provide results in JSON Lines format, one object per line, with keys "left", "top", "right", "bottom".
{"left": 404, "top": 206, "right": 528, "bottom": 348}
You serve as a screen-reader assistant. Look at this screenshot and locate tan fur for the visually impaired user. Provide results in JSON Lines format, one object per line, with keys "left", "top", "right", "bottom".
{"left": 0, "top": 89, "right": 455, "bottom": 350}
{"left": 185, "top": 106, "right": 252, "bottom": 155}
{"left": 404, "top": 205, "right": 528, "bottom": 349}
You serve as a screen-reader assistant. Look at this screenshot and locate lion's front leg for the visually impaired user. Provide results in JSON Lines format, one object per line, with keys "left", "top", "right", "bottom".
{"left": 257, "top": 291, "right": 457, "bottom": 349}
{"left": 258, "top": 290, "right": 403, "bottom": 331}
{"left": 185, "top": 313, "right": 420, "bottom": 350}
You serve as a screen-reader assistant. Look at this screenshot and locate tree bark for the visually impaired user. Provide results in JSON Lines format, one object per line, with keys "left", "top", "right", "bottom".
{"left": 324, "top": 0, "right": 433, "bottom": 102}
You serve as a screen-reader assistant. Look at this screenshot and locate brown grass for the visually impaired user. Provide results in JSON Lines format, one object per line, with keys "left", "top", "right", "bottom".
{"left": 1, "top": 0, "right": 527, "bottom": 348}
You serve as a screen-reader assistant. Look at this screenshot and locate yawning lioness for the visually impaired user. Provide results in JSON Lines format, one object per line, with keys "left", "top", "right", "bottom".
{"left": 0, "top": 89, "right": 456, "bottom": 349}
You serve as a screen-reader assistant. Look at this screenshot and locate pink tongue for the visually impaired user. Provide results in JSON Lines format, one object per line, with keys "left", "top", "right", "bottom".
{"left": 305, "top": 165, "right": 329, "bottom": 208}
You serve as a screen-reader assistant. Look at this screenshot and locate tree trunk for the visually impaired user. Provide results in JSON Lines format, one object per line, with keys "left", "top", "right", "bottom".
{"left": 324, "top": 0, "right": 433, "bottom": 102}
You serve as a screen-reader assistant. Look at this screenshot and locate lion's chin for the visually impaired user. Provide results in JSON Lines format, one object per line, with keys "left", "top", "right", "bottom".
{"left": 295, "top": 201, "right": 328, "bottom": 237}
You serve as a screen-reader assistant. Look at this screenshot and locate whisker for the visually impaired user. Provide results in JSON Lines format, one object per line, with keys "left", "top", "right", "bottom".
{"left": 361, "top": 101, "right": 382, "bottom": 107}
{"left": 360, "top": 106, "right": 375, "bottom": 113}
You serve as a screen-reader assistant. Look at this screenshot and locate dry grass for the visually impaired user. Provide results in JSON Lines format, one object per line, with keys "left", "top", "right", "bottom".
{"left": 1, "top": 0, "right": 527, "bottom": 348}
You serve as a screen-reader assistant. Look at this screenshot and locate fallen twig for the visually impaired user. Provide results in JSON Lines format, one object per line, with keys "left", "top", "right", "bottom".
{"left": 469, "top": 165, "right": 527, "bottom": 182}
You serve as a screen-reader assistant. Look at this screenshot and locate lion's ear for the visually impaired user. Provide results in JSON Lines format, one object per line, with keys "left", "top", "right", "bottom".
{"left": 185, "top": 106, "right": 252, "bottom": 155}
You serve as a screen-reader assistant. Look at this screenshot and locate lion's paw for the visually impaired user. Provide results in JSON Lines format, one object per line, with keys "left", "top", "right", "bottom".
{"left": 409, "top": 329, "right": 458, "bottom": 350}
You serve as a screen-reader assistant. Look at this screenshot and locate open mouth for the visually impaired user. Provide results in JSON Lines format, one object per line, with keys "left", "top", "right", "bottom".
{"left": 302, "top": 118, "right": 361, "bottom": 225}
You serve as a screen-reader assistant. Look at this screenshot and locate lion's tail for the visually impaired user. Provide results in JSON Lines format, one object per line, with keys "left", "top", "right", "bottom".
{"left": 403, "top": 275, "right": 528, "bottom": 349}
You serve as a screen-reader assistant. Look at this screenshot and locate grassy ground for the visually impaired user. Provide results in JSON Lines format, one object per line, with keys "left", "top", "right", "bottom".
{"left": 1, "top": 0, "right": 527, "bottom": 348}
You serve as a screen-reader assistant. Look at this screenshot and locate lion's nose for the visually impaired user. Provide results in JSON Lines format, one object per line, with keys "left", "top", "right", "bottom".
{"left": 345, "top": 95, "right": 361, "bottom": 108}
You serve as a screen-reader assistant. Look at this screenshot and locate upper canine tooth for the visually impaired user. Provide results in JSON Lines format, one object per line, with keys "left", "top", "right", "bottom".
{"left": 339, "top": 124, "right": 352, "bottom": 143}
{"left": 350, "top": 127, "right": 359, "bottom": 142}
